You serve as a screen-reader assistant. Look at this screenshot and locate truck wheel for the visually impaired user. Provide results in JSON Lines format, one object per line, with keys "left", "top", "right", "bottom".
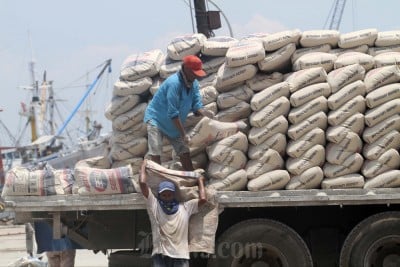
{"left": 207, "top": 218, "right": 313, "bottom": 267}
{"left": 108, "top": 250, "right": 151, "bottom": 267}
{"left": 339, "top": 211, "right": 400, "bottom": 267}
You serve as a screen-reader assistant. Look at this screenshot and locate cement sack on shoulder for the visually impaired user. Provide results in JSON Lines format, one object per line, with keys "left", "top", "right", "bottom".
{"left": 326, "top": 113, "right": 365, "bottom": 139}
{"left": 364, "top": 170, "right": 400, "bottom": 188}
{"left": 120, "top": 49, "right": 164, "bottom": 81}
{"left": 185, "top": 102, "right": 218, "bottom": 128}
{"left": 321, "top": 174, "right": 365, "bottom": 189}
{"left": 250, "top": 96, "right": 290, "bottom": 127}
{"left": 363, "top": 130, "right": 400, "bottom": 160}
{"left": 248, "top": 115, "right": 288, "bottom": 145}
{"left": 217, "top": 85, "right": 253, "bottom": 109}
{"left": 375, "top": 31, "right": 400, "bottom": 47}
{"left": 363, "top": 115, "right": 400, "bottom": 144}
{"left": 159, "top": 58, "right": 181, "bottom": 79}
{"left": 290, "top": 83, "right": 331, "bottom": 107}
{"left": 246, "top": 149, "right": 284, "bottom": 180}
{"left": 326, "top": 143, "right": 358, "bottom": 165}
{"left": 113, "top": 77, "right": 152, "bottom": 96}
{"left": 207, "top": 161, "right": 241, "bottom": 180}
{"left": 327, "top": 64, "right": 365, "bottom": 93}
{"left": 366, "top": 83, "right": 400, "bottom": 108}
{"left": 327, "top": 80, "right": 366, "bottom": 110}
{"left": 215, "top": 63, "right": 258, "bottom": 91}
{"left": 331, "top": 44, "right": 369, "bottom": 56}
{"left": 208, "top": 169, "right": 247, "bottom": 191}
{"left": 286, "top": 145, "right": 325, "bottom": 175}
{"left": 365, "top": 99, "right": 400, "bottom": 127}
{"left": 364, "top": 65, "right": 400, "bottom": 93}
{"left": 202, "top": 36, "right": 238, "bottom": 56}
{"left": 215, "top": 101, "right": 251, "bottom": 122}
{"left": 248, "top": 133, "right": 287, "bottom": 159}
{"left": 285, "top": 166, "right": 323, "bottom": 190}
{"left": 202, "top": 56, "right": 226, "bottom": 74}
{"left": 112, "top": 157, "right": 143, "bottom": 174}
{"left": 76, "top": 156, "right": 112, "bottom": 169}
{"left": 368, "top": 44, "right": 400, "bottom": 56}
{"left": 200, "top": 86, "right": 219, "bottom": 105}
{"left": 207, "top": 147, "right": 247, "bottom": 168}
{"left": 105, "top": 95, "right": 141, "bottom": 121}
{"left": 362, "top": 149, "right": 400, "bottom": 178}
{"left": 250, "top": 81, "right": 290, "bottom": 111}
{"left": 300, "top": 30, "right": 340, "bottom": 47}
{"left": 167, "top": 33, "right": 206, "bottom": 60}
{"left": 225, "top": 40, "right": 265, "bottom": 68}
{"left": 112, "top": 102, "right": 147, "bottom": 131}
{"left": 286, "top": 67, "right": 328, "bottom": 93}
{"left": 262, "top": 29, "right": 301, "bottom": 51}
{"left": 334, "top": 52, "right": 375, "bottom": 71}
{"left": 291, "top": 44, "right": 331, "bottom": 64}
{"left": 258, "top": 43, "right": 296, "bottom": 72}
{"left": 246, "top": 72, "right": 283, "bottom": 92}
{"left": 288, "top": 96, "right": 328, "bottom": 124}
{"left": 293, "top": 52, "right": 337, "bottom": 72}
{"left": 247, "top": 170, "right": 290, "bottom": 191}
{"left": 286, "top": 128, "right": 325, "bottom": 158}
{"left": 111, "top": 123, "right": 147, "bottom": 144}
{"left": 208, "top": 131, "right": 248, "bottom": 153}
{"left": 374, "top": 52, "right": 400, "bottom": 68}
{"left": 338, "top": 28, "right": 378, "bottom": 49}
{"left": 288, "top": 112, "right": 328, "bottom": 140}
{"left": 328, "top": 95, "right": 366, "bottom": 126}
{"left": 323, "top": 153, "right": 364, "bottom": 178}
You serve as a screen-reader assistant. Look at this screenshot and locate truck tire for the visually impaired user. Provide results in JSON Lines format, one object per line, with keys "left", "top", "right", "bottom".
{"left": 108, "top": 250, "right": 151, "bottom": 267}
{"left": 339, "top": 211, "right": 400, "bottom": 267}
{"left": 207, "top": 218, "right": 313, "bottom": 267}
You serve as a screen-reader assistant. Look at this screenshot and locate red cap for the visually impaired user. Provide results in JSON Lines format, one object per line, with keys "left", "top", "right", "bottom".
{"left": 183, "top": 55, "right": 206, "bottom": 77}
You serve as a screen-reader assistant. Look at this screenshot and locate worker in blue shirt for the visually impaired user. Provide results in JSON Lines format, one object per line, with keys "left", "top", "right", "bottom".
{"left": 144, "top": 55, "right": 213, "bottom": 171}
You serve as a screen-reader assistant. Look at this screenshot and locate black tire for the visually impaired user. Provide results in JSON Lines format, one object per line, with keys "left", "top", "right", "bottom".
{"left": 207, "top": 218, "right": 313, "bottom": 267}
{"left": 339, "top": 211, "right": 400, "bottom": 267}
{"left": 108, "top": 250, "right": 151, "bottom": 267}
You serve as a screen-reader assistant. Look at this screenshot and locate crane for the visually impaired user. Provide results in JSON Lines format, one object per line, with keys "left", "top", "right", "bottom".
{"left": 325, "top": 0, "right": 347, "bottom": 30}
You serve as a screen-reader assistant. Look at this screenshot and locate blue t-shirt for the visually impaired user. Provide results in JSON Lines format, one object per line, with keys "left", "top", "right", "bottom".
{"left": 144, "top": 72, "right": 203, "bottom": 138}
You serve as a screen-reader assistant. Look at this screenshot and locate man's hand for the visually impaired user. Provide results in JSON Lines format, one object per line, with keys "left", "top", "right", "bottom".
{"left": 183, "top": 134, "right": 191, "bottom": 145}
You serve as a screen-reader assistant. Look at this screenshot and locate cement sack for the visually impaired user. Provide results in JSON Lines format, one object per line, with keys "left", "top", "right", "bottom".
{"left": 112, "top": 157, "right": 143, "bottom": 173}
{"left": 217, "top": 85, "right": 253, "bottom": 109}
{"left": 120, "top": 49, "right": 164, "bottom": 81}
{"left": 225, "top": 40, "right": 265, "bottom": 67}
{"left": 326, "top": 113, "right": 365, "bottom": 139}
{"left": 258, "top": 43, "right": 296, "bottom": 72}
{"left": 207, "top": 147, "right": 247, "bottom": 168}
{"left": 149, "top": 77, "right": 163, "bottom": 95}
{"left": 105, "top": 94, "right": 141, "bottom": 121}
{"left": 323, "top": 153, "right": 364, "bottom": 178}
{"left": 246, "top": 149, "right": 284, "bottom": 180}
{"left": 208, "top": 169, "right": 247, "bottom": 191}
{"left": 327, "top": 95, "right": 366, "bottom": 126}
{"left": 363, "top": 130, "right": 400, "bottom": 160}
{"left": 293, "top": 52, "right": 337, "bottom": 72}
{"left": 250, "top": 96, "right": 290, "bottom": 127}
{"left": 290, "top": 83, "right": 331, "bottom": 107}
{"left": 250, "top": 81, "right": 290, "bottom": 111}
{"left": 364, "top": 65, "right": 400, "bottom": 93}
{"left": 300, "top": 30, "right": 340, "bottom": 47}
{"left": 159, "top": 58, "right": 181, "bottom": 79}
{"left": 111, "top": 123, "right": 147, "bottom": 143}
{"left": 248, "top": 133, "right": 287, "bottom": 159}
{"left": 75, "top": 165, "right": 135, "bottom": 195}
{"left": 291, "top": 44, "right": 331, "bottom": 64}
{"left": 366, "top": 83, "right": 400, "bottom": 108}
{"left": 168, "top": 152, "right": 208, "bottom": 171}
{"left": 208, "top": 131, "right": 248, "bottom": 153}
{"left": 198, "top": 73, "right": 217, "bottom": 89}
{"left": 375, "top": 31, "right": 400, "bottom": 47}
{"left": 246, "top": 72, "right": 283, "bottom": 92}
{"left": 76, "top": 156, "right": 112, "bottom": 169}
{"left": 287, "top": 112, "right": 328, "bottom": 140}
{"left": 248, "top": 115, "right": 288, "bottom": 145}
{"left": 335, "top": 132, "right": 363, "bottom": 153}
{"left": 368, "top": 44, "right": 400, "bottom": 56}
{"left": 326, "top": 143, "right": 358, "bottom": 165}
{"left": 115, "top": 137, "right": 148, "bottom": 156}
{"left": 374, "top": 52, "right": 400, "bottom": 68}
{"left": 113, "top": 77, "right": 153, "bottom": 96}
{"left": 185, "top": 102, "right": 218, "bottom": 128}
{"left": 215, "top": 63, "right": 258, "bottom": 91}
{"left": 334, "top": 52, "right": 375, "bottom": 71}
{"left": 110, "top": 141, "right": 147, "bottom": 161}
{"left": 363, "top": 115, "right": 400, "bottom": 144}
{"left": 215, "top": 101, "right": 252, "bottom": 122}
{"left": 338, "top": 28, "right": 378, "bottom": 49}
{"left": 288, "top": 96, "right": 328, "bottom": 124}
{"left": 166, "top": 33, "right": 206, "bottom": 60}
{"left": 286, "top": 128, "right": 325, "bottom": 158}
{"left": 364, "top": 170, "right": 400, "bottom": 188}
{"left": 112, "top": 102, "right": 147, "bottom": 131}
{"left": 285, "top": 166, "right": 323, "bottom": 190}
{"left": 331, "top": 44, "right": 369, "bottom": 56}
{"left": 286, "top": 145, "right": 325, "bottom": 175}
{"left": 365, "top": 99, "right": 400, "bottom": 127}
{"left": 327, "top": 80, "right": 366, "bottom": 110}
{"left": 247, "top": 170, "right": 290, "bottom": 191}
{"left": 242, "top": 32, "right": 269, "bottom": 42}
{"left": 200, "top": 86, "right": 219, "bottom": 105}
{"left": 321, "top": 174, "right": 365, "bottom": 189}
{"left": 362, "top": 149, "right": 400, "bottom": 178}
{"left": 202, "top": 56, "right": 226, "bottom": 75}
{"left": 286, "top": 67, "right": 328, "bottom": 93}
{"left": 327, "top": 126, "right": 364, "bottom": 148}
{"left": 327, "top": 64, "right": 366, "bottom": 93}
{"left": 188, "top": 117, "right": 246, "bottom": 147}
{"left": 262, "top": 29, "right": 301, "bottom": 51}
{"left": 202, "top": 36, "right": 238, "bottom": 56}
{"left": 207, "top": 161, "right": 242, "bottom": 180}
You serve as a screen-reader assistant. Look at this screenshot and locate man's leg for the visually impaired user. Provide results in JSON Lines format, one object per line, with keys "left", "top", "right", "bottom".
{"left": 152, "top": 254, "right": 167, "bottom": 267}
{"left": 171, "top": 258, "right": 189, "bottom": 267}
{"left": 169, "top": 136, "right": 194, "bottom": 171}
{"left": 46, "top": 251, "right": 61, "bottom": 267}
{"left": 179, "top": 153, "right": 194, "bottom": 171}
{"left": 146, "top": 123, "right": 163, "bottom": 165}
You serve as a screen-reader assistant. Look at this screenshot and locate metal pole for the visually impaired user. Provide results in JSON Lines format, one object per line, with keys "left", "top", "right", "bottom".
{"left": 193, "top": 0, "right": 210, "bottom": 37}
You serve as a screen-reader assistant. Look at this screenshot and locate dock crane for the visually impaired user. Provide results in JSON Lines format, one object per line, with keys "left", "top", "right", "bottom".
{"left": 325, "top": 0, "right": 347, "bottom": 30}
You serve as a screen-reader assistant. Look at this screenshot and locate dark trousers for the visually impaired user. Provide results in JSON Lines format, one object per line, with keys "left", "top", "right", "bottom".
{"left": 152, "top": 254, "right": 189, "bottom": 267}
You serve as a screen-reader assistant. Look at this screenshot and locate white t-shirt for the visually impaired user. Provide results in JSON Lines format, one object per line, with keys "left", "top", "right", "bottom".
{"left": 146, "top": 190, "right": 199, "bottom": 259}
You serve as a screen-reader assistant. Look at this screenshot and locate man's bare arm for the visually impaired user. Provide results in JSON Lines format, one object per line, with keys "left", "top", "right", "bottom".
{"left": 198, "top": 176, "right": 207, "bottom": 207}
{"left": 139, "top": 160, "right": 149, "bottom": 198}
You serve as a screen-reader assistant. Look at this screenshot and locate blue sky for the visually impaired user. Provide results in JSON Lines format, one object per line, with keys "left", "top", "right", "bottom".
{"left": 0, "top": 0, "right": 399, "bottom": 146}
